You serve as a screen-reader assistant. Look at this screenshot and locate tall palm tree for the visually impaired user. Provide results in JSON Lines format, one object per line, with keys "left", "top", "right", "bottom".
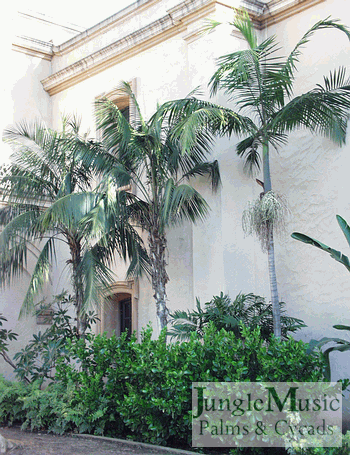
{"left": 94, "top": 83, "right": 241, "bottom": 331}
{"left": 0, "top": 117, "right": 148, "bottom": 336}
{"left": 160, "top": 11, "right": 350, "bottom": 337}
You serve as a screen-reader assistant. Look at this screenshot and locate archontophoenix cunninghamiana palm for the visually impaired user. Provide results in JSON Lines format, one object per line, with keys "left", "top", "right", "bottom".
{"left": 159, "top": 10, "right": 350, "bottom": 338}
{"left": 0, "top": 117, "right": 148, "bottom": 336}
{"left": 94, "top": 83, "right": 230, "bottom": 332}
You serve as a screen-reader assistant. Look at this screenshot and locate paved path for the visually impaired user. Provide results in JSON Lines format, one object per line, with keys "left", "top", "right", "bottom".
{"left": 0, "top": 427, "right": 198, "bottom": 455}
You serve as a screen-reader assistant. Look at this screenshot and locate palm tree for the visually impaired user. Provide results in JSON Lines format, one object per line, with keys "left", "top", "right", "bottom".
{"left": 160, "top": 10, "right": 350, "bottom": 337}
{"left": 94, "top": 83, "right": 236, "bottom": 332}
{"left": 168, "top": 292, "right": 306, "bottom": 341}
{"left": 0, "top": 117, "right": 148, "bottom": 336}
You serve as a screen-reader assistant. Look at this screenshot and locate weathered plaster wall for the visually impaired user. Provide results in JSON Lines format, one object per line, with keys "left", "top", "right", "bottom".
{"left": 265, "top": 0, "right": 350, "bottom": 358}
{"left": 2, "top": 0, "right": 350, "bottom": 384}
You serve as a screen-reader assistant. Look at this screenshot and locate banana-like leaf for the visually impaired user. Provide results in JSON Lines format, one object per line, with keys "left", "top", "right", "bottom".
{"left": 291, "top": 231, "right": 350, "bottom": 272}
{"left": 333, "top": 324, "right": 350, "bottom": 330}
{"left": 337, "top": 215, "right": 350, "bottom": 247}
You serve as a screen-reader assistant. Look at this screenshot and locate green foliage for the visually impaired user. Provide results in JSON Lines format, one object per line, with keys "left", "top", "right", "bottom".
{"left": 54, "top": 325, "right": 324, "bottom": 446}
{"left": 94, "top": 82, "right": 223, "bottom": 329}
{"left": 292, "top": 216, "right": 350, "bottom": 380}
{"left": 0, "top": 325, "right": 326, "bottom": 449}
{"left": 292, "top": 215, "right": 350, "bottom": 273}
{"left": 160, "top": 10, "right": 350, "bottom": 338}
{"left": 0, "top": 314, "right": 18, "bottom": 357}
{"left": 13, "top": 292, "right": 98, "bottom": 384}
{"left": 1, "top": 117, "right": 148, "bottom": 333}
{"left": 168, "top": 292, "right": 306, "bottom": 341}
{"left": 287, "top": 431, "right": 350, "bottom": 454}
{"left": 0, "top": 376, "right": 30, "bottom": 425}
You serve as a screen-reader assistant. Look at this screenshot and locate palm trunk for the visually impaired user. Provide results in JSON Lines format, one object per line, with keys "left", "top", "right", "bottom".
{"left": 148, "top": 226, "right": 169, "bottom": 335}
{"left": 68, "top": 236, "right": 86, "bottom": 337}
{"left": 267, "top": 227, "right": 281, "bottom": 337}
{"left": 263, "top": 143, "right": 282, "bottom": 338}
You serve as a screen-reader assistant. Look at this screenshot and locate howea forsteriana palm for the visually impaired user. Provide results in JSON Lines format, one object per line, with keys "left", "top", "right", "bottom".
{"left": 0, "top": 118, "right": 148, "bottom": 336}
{"left": 160, "top": 11, "right": 350, "bottom": 337}
{"left": 94, "top": 83, "right": 250, "bottom": 331}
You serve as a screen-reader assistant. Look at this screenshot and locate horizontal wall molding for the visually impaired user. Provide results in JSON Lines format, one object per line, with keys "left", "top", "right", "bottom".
{"left": 260, "top": 0, "right": 326, "bottom": 29}
{"left": 13, "top": 36, "right": 53, "bottom": 61}
{"left": 41, "top": 0, "right": 215, "bottom": 95}
{"left": 40, "top": 0, "right": 326, "bottom": 95}
{"left": 52, "top": 0, "right": 161, "bottom": 56}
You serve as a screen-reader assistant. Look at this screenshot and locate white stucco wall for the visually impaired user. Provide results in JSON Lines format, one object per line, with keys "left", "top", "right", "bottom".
{"left": 2, "top": 0, "right": 350, "bottom": 388}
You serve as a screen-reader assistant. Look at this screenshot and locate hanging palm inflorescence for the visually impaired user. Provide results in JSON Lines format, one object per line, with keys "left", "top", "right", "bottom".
{"left": 158, "top": 10, "right": 350, "bottom": 337}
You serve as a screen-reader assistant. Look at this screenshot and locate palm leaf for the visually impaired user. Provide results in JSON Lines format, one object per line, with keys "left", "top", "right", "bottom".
{"left": 39, "top": 192, "right": 98, "bottom": 232}
{"left": 20, "top": 238, "right": 56, "bottom": 317}
{"left": 161, "top": 180, "right": 209, "bottom": 228}
{"left": 281, "top": 18, "right": 350, "bottom": 96}
{"left": 271, "top": 67, "right": 350, "bottom": 144}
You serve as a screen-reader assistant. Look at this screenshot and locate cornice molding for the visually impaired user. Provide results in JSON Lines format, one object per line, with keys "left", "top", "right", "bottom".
{"left": 12, "top": 36, "right": 53, "bottom": 61}
{"left": 52, "top": 0, "right": 161, "bottom": 56}
{"left": 41, "top": 0, "right": 327, "bottom": 96}
{"left": 258, "top": 0, "right": 326, "bottom": 28}
{"left": 41, "top": 0, "right": 215, "bottom": 96}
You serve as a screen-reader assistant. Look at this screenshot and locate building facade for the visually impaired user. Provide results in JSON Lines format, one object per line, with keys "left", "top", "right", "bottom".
{"left": 1, "top": 0, "right": 350, "bottom": 386}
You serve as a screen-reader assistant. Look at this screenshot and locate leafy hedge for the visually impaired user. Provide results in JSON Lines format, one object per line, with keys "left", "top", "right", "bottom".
{"left": 0, "top": 324, "right": 326, "bottom": 450}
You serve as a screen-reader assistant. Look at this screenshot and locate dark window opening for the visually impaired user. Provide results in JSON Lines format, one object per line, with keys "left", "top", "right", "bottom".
{"left": 120, "top": 297, "right": 132, "bottom": 339}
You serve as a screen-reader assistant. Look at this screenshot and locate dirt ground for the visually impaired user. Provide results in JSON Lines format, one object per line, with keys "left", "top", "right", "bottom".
{"left": 0, "top": 427, "right": 196, "bottom": 455}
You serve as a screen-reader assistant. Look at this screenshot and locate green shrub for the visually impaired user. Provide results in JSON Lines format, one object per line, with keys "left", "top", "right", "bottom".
{"left": 0, "top": 325, "right": 327, "bottom": 452}
{"left": 13, "top": 292, "right": 98, "bottom": 384}
{"left": 168, "top": 292, "right": 306, "bottom": 341}
{"left": 0, "top": 376, "right": 29, "bottom": 425}
{"left": 54, "top": 324, "right": 325, "bottom": 447}
{"left": 287, "top": 431, "right": 350, "bottom": 454}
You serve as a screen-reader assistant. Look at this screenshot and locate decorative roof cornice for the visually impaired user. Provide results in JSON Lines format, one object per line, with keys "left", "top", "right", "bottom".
{"left": 40, "top": 0, "right": 326, "bottom": 95}
{"left": 41, "top": 0, "right": 215, "bottom": 95}
{"left": 52, "top": 0, "right": 161, "bottom": 56}
{"left": 12, "top": 36, "right": 53, "bottom": 61}
{"left": 259, "top": 0, "right": 325, "bottom": 29}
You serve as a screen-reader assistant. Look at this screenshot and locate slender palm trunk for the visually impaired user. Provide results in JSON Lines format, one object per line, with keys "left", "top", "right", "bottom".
{"left": 68, "top": 236, "right": 86, "bottom": 337}
{"left": 148, "top": 225, "right": 169, "bottom": 334}
{"left": 267, "top": 227, "right": 281, "bottom": 337}
{"left": 262, "top": 143, "right": 282, "bottom": 338}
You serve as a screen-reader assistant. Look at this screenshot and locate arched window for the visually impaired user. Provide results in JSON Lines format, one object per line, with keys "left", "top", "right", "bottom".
{"left": 98, "top": 280, "right": 138, "bottom": 339}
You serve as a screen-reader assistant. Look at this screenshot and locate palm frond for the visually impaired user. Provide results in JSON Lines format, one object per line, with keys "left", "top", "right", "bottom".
{"left": 281, "top": 18, "right": 350, "bottom": 96}
{"left": 95, "top": 97, "right": 132, "bottom": 153}
{"left": 161, "top": 180, "right": 210, "bottom": 228}
{"left": 39, "top": 192, "right": 98, "bottom": 232}
{"left": 78, "top": 247, "right": 116, "bottom": 314}
{"left": 231, "top": 8, "right": 257, "bottom": 49}
{"left": 20, "top": 238, "right": 56, "bottom": 318}
{"left": 180, "top": 160, "right": 221, "bottom": 191}
{"left": 271, "top": 67, "right": 350, "bottom": 145}
{"left": 236, "top": 136, "right": 261, "bottom": 175}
